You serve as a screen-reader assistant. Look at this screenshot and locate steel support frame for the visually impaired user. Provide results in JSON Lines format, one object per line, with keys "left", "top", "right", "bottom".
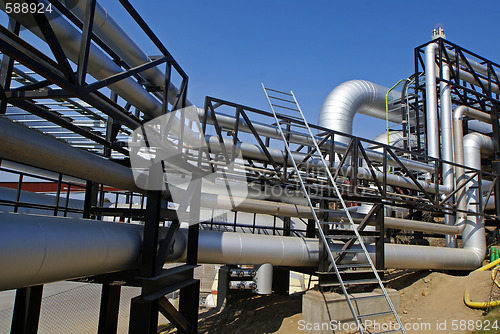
{"left": 0, "top": 1, "right": 197, "bottom": 332}
{"left": 10, "top": 285, "right": 43, "bottom": 334}
{"left": 415, "top": 38, "right": 500, "bottom": 114}
{"left": 202, "top": 96, "right": 495, "bottom": 226}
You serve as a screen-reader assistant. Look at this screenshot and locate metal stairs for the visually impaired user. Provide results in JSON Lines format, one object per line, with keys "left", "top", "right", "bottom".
{"left": 262, "top": 83, "right": 406, "bottom": 334}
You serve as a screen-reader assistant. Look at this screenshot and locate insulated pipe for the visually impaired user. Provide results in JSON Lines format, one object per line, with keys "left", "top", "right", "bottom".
{"left": 461, "top": 133, "right": 493, "bottom": 255}
{"left": 0, "top": 114, "right": 446, "bottom": 206}
{"left": 444, "top": 50, "right": 500, "bottom": 95}
{"left": 0, "top": 115, "right": 451, "bottom": 225}
{"left": 440, "top": 65, "right": 456, "bottom": 247}
{"left": 0, "top": 1, "right": 164, "bottom": 119}
{"left": 425, "top": 43, "right": 440, "bottom": 159}
{"left": 318, "top": 80, "right": 402, "bottom": 144}
{"left": 207, "top": 110, "right": 433, "bottom": 173}
{"left": 206, "top": 136, "right": 448, "bottom": 194}
{"left": 68, "top": 0, "right": 191, "bottom": 108}
{"left": 1, "top": 0, "right": 436, "bottom": 176}
{"left": 0, "top": 117, "right": 142, "bottom": 193}
{"left": 453, "top": 106, "right": 492, "bottom": 229}
{"left": 0, "top": 211, "right": 487, "bottom": 291}
{"left": 253, "top": 263, "right": 273, "bottom": 295}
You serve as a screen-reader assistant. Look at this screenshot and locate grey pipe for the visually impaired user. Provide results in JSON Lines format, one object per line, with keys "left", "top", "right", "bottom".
{"left": 69, "top": 0, "right": 191, "bottom": 108}
{"left": 440, "top": 65, "right": 456, "bottom": 247}
{"left": 1, "top": 1, "right": 435, "bottom": 175}
{"left": 197, "top": 106, "right": 433, "bottom": 173}
{"left": 453, "top": 106, "right": 492, "bottom": 229}
{"left": 0, "top": 211, "right": 486, "bottom": 291}
{"left": 0, "top": 1, "right": 164, "bottom": 119}
{"left": 318, "top": 80, "right": 402, "bottom": 144}
{"left": 425, "top": 43, "right": 440, "bottom": 159}
{"left": 445, "top": 50, "right": 500, "bottom": 95}
{"left": 0, "top": 114, "right": 446, "bottom": 206}
{"left": 253, "top": 264, "right": 273, "bottom": 295}
{"left": 461, "top": 133, "right": 493, "bottom": 256}
{"left": 0, "top": 117, "right": 142, "bottom": 193}
{"left": 206, "top": 136, "right": 448, "bottom": 194}
{"left": 0, "top": 116, "right": 449, "bottom": 225}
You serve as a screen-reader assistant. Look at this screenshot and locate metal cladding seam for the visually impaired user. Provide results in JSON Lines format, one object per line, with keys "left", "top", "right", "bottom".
{"left": 0, "top": 210, "right": 488, "bottom": 291}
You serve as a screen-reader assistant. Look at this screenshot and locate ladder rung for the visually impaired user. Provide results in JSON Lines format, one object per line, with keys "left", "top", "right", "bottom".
{"left": 335, "top": 264, "right": 372, "bottom": 269}
{"left": 342, "top": 278, "right": 379, "bottom": 285}
{"left": 321, "top": 278, "right": 379, "bottom": 287}
{"left": 271, "top": 104, "right": 300, "bottom": 112}
{"left": 357, "top": 310, "right": 394, "bottom": 319}
{"left": 264, "top": 87, "right": 292, "bottom": 96}
{"left": 335, "top": 249, "right": 362, "bottom": 253}
{"left": 350, "top": 294, "right": 386, "bottom": 301}
{"left": 267, "top": 95, "right": 295, "bottom": 104}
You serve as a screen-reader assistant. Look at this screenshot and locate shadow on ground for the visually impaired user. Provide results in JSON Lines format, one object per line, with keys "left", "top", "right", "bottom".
{"left": 196, "top": 291, "right": 303, "bottom": 334}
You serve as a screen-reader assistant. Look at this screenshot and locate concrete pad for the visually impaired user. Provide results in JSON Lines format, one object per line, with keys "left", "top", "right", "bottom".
{"left": 302, "top": 289, "right": 400, "bottom": 334}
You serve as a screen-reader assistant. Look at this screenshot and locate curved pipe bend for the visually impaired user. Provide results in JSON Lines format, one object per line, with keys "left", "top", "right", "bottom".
{"left": 318, "top": 80, "right": 402, "bottom": 144}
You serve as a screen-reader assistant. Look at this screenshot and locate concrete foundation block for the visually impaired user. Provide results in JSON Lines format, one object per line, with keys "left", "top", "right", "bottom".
{"left": 301, "top": 289, "right": 399, "bottom": 334}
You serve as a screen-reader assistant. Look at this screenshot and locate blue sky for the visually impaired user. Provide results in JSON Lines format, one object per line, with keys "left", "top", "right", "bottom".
{"left": 6, "top": 0, "right": 500, "bottom": 140}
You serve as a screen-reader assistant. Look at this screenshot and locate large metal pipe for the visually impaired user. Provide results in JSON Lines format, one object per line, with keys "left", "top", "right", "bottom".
{"left": 0, "top": 210, "right": 486, "bottom": 291}
{"left": 453, "top": 106, "right": 493, "bottom": 229}
{"left": 69, "top": 0, "right": 191, "bottom": 108}
{"left": 0, "top": 115, "right": 452, "bottom": 226}
{"left": 461, "top": 133, "right": 493, "bottom": 257}
{"left": 0, "top": 0, "right": 164, "bottom": 119}
{"left": 1, "top": 1, "right": 436, "bottom": 175}
{"left": 206, "top": 109, "right": 434, "bottom": 173}
{"left": 425, "top": 43, "right": 440, "bottom": 159}
{"left": 318, "top": 80, "right": 402, "bottom": 144}
{"left": 0, "top": 114, "right": 447, "bottom": 209}
{"left": 0, "top": 117, "right": 142, "bottom": 193}
{"left": 440, "top": 65, "right": 456, "bottom": 247}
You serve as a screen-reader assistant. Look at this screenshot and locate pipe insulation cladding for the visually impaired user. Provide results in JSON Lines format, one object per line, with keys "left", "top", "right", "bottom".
{"left": 318, "top": 80, "right": 403, "bottom": 144}
{"left": 0, "top": 211, "right": 488, "bottom": 291}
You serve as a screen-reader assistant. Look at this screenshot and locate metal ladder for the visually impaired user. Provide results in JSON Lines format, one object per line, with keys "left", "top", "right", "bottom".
{"left": 262, "top": 83, "right": 406, "bottom": 334}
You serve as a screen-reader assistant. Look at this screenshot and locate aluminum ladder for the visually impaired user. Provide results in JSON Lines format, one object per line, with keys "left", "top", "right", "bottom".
{"left": 262, "top": 83, "right": 406, "bottom": 334}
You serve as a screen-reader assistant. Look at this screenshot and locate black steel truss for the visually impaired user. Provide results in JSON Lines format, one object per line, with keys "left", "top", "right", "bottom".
{"left": 203, "top": 96, "right": 498, "bottom": 221}
{"left": 0, "top": 0, "right": 197, "bottom": 333}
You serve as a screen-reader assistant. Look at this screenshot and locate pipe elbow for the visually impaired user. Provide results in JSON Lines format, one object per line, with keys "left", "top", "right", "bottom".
{"left": 318, "top": 80, "right": 401, "bottom": 139}
{"left": 463, "top": 132, "right": 494, "bottom": 155}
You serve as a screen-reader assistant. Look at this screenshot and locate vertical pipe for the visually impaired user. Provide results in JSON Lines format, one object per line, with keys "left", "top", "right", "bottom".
{"left": 254, "top": 263, "right": 273, "bottom": 295}
{"left": 425, "top": 43, "right": 439, "bottom": 159}
{"left": 440, "top": 65, "right": 456, "bottom": 247}
{"left": 462, "top": 133, "right": 493, "bottom": 255}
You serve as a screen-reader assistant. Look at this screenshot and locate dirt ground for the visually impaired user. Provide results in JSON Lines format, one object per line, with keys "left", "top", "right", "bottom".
{"left": 188, "top": 269, "right": 500, "bottom": 334}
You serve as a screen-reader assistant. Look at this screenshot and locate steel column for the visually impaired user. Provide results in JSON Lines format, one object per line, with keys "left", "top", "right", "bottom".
{"left": 10, "top": 285, "right": 43, "bottom": 334}
{"left": 98, "top": 284, "right": 121, "bottom": 334}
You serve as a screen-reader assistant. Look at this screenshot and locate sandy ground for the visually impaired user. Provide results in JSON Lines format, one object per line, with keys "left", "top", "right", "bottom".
{"left": 1, "top": 269, "right": 498, "bottom": 333}
{"left": 194, "top": 270, "right": 500, "bottom": 334}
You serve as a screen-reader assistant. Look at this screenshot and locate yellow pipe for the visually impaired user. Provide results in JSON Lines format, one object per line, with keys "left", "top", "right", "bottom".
{"left": 464, "top": 260, "right": 500, "bottom": 309}
{"left": 474, "top": 257, "right": 500, "bottom": 272}
{"left": 464, "top": 287, "right": 500, "bottom": 309}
